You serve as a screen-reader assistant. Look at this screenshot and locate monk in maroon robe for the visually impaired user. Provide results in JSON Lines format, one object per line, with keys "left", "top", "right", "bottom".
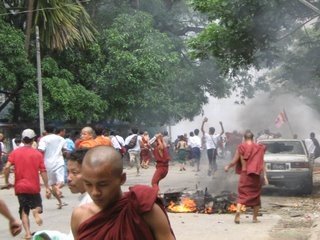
{"left": 151, "top": 134, "right": 170, "bottom": 192}
{"left": 71, "top": 146, "right": 175, "bottom": 240}
{"left": 224, "top": 130, "right": 267, "bottom": 224}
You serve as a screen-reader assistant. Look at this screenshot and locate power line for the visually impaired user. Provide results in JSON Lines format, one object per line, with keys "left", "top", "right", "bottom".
{"left": 0, "top": 1, "right": 89, "bottom": 16}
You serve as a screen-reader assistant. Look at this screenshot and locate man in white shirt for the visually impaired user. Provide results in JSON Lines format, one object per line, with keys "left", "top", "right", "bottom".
{"left": 124, "top": 127, "right": 142, "bottom": 176}
{"left": 110, "top": 130, "right": 125, "bottom": 154}
{"left": 201, "top": 117, "right": 224, "bottom": 176}
{"left": 190, "top": 129, "right": 202, "bottom": 172}
{"left": 38, "top": 125, "right": 67, "bottom": 209}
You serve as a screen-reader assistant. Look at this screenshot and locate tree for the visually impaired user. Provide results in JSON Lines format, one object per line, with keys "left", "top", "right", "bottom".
{"left": 3, "top": 0, "right": 97, "bottom": 52}
{"left": 0, "top": 19, "right": 35, "bottom": 121}
{"left": 189, "top": 0, "right": 315, "bottom": 73}
{"left": 19, "top": 57, "right": 107, "bottom": 122}
{"left": 0, "top": 0, "right": 98, "bottom": 121}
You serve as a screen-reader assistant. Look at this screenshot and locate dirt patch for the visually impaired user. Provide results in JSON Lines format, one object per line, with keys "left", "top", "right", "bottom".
{"left": 262, "top": 182, "right": 320, "bottom": 240}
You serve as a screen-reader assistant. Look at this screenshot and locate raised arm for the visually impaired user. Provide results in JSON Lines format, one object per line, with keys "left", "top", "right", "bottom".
{"left": 143, "top": 203, "right": 175, "bottom": 240}
{"left": 219, "top": 121, "right": 225, "bottom": 136}
{"left": 201, "top": 117, "right": 208, "bottom": 135}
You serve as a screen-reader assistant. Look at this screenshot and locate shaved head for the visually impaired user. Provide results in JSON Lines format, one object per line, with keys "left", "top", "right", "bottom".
{"left": 82, "top": 126, "right": 95, "bottom": 136}
{"left": 83, "top": 146, "right": 123, "bottom": 177}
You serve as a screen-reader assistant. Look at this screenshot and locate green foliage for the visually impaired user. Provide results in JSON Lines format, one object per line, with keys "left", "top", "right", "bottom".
{"left": 264, "top": 28, "right": 320, "bottom": 111}
{"left": 99, "top": 12, "right": 182, "bottom": 123}
{"left": 0, "top": 19, "right": 33, "bottom": 85}
{"left": 2, "top": 0, "right": 268, "bottom": 125}
{"left": 0, "top": 18, "right": 35, "bottom": 94}
{"left": 19, "top": 57, "right": 107, "bottom": 122}
{"left": 189, "top": 0, "right": 312, "bottom": 73}
{"left": 34, "top": 0, "right": 97, "bottom": 50}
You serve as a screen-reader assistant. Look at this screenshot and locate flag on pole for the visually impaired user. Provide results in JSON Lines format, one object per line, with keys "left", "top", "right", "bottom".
{"left": 275, "top": 110, "right": 288, "bottom": 128}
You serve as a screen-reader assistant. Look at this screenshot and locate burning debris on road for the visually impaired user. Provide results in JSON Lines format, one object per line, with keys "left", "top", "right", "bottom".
{"left": 163, "top": 188, "right": 246, "bottom": 214}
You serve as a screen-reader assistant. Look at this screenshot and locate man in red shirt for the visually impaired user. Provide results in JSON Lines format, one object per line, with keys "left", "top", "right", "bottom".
{"left": 3, "top": 129, "right": 50, "bottom": 240}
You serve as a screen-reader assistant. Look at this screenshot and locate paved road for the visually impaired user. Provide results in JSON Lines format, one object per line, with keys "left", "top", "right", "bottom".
{"left": 0, "top": 158, "right": 281, "bottom": 240}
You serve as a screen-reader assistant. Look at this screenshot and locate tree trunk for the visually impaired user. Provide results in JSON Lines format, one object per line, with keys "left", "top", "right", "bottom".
{"left": 130, "top": 0, "right": 139, "bottom": 9}
{"left": 24, "top": 0, "right": 34, "bottom": 53}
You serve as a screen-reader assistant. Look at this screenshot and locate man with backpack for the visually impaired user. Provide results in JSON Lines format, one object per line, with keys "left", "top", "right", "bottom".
{"left": 125, "top": 127, "right": 142, "bottom": 176}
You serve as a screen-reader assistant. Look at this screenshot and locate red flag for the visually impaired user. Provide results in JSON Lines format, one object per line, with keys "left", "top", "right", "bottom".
{"left": 275, "top": 110, "right": 288, "bottom": 128}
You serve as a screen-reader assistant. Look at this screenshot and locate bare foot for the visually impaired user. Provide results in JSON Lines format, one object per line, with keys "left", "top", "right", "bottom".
{"left": 57, "top": 202, "right": 68, "bottom": 209}
{"left": 32, "top": 209, "right": 43, "bottom": 226}
{"left": 234, "top": 212, "right": 240, "bottom": 224}
{"left": 252, "top": 219, "right": 261, "bottom": 223}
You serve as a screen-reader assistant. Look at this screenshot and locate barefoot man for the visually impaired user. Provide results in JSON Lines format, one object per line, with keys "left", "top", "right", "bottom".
{"left": 3, "top": 129, "right": 50, "bottom": 239}
{"left": 38, "top": 125, "right": 67, "bottom": 209}
{"left": 71, "top": 146, "right": 175, "bottom": 240}
{"left": 224, "top": 130, "right": 268, "bottom": 224}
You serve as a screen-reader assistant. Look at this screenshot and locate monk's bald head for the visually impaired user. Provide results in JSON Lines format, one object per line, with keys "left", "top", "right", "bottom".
{"left": 83, "top": 146, "right": 123, "bottom": 176}
{"left": 244, "top": 130, "right": 254, "bottom": 140}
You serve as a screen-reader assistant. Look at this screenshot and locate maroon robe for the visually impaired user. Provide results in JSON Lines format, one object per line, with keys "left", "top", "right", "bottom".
{"left": 151, "top": 146, "right": 170, "bottom": 189}
{"left": 236, "top": 143, "right": 266, "bottom": 207}
{"left": 77, "top": 185, "right": 174, "bottom": 240}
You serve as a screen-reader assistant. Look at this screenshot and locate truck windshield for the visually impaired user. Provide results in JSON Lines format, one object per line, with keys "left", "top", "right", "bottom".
{"left": 262, "top": 141, "right": 305, "bottom": 155}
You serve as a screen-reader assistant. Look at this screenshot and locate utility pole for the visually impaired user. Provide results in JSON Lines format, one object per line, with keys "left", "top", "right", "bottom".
{"left": 36, "top": 26, "right": 44, "bottom": 134}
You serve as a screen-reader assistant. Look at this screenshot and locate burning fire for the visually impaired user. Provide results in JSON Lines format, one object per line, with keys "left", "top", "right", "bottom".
{"left": 167, "top": 197, "right": 197, "bottom": 213}
{"left": 227, "top": 203, "right": 246, "bottom": 213}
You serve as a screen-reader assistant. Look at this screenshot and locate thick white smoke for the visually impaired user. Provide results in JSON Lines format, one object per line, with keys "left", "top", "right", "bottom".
{"left": 170, "top": 93, "right": 320, "bottom": 141}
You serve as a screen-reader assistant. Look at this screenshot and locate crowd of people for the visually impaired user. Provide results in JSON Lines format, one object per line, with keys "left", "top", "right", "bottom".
{"left": 0, "top": 120, "right": 319, "bottom": 239}
{"left": 0, "top": 124, "right": 173, "bottom": 239}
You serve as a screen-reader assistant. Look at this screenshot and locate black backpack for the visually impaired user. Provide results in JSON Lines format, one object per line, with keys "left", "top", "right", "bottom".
{"left": 125, "top": 135, "right": 138, "bottom": 150}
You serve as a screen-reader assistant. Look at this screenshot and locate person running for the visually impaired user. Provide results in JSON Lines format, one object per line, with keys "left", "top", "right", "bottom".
{"left": 140, "top": 131, "right": 152, "bottom": 169}
{"left": 125, "top": 127, "right": 142, "bottom": 176}
{"left": 191, "top": 129, "right": 202, "bottom": 172}
{"left": 70, "top": 146, "right": 175, "bottom": 240}
{"left": 151, "top": 133, "right": 170, "bottom": 192}
{"left": 38, "top": 125, "right": 68, "bottom": 209}
{"left": 175, "top": 135, "right": 188, "bottom": 171}
{"left": 3, "top": 129, "right": 50, "bottom": 239}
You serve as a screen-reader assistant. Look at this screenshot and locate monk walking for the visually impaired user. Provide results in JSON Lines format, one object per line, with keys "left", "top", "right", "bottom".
{"left": 71, "top": 146, "right": 175, "bottom": 240}
{"left": 224, "top": 130, "right": 268, "bottom": 224}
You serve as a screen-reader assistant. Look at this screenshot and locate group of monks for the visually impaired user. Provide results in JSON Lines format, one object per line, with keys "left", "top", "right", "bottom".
{"left": 74, "top": 126, "right": 171, "bottom": 191}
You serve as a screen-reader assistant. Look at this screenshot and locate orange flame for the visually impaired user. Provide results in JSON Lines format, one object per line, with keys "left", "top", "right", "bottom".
{"left": 167, "top": 197, "right": 197, "bottom": 213}
{"left": 204, "top": 207, "right": 214, "bottom": 214}
{"left": 227, "top": 203, "right": 246, "bottom": 213}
